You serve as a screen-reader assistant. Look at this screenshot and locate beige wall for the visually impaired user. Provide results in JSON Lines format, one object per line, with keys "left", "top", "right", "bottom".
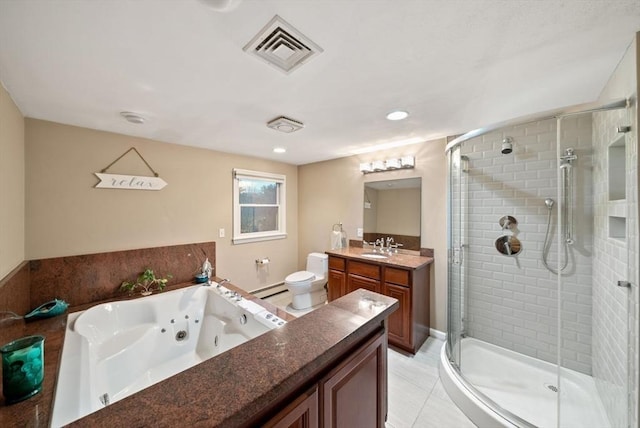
{"left": 25, "top": 119, "right": 298, "bottom": 292}
{"left": 0, "top": 83, "right": 25, "bottom": 279}
{"left": 298, "top": 139, "right": 448, "bottom": 331}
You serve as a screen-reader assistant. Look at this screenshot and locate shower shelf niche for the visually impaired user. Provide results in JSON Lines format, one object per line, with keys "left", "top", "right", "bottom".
{"left": 609, "top": 216, "right": 626, "bottom": 242}
{"left": 607, "top": 135, "right": 627, "bottom": 242}
{"left": 608, "top": 136, "right": 626, "bottom": 201}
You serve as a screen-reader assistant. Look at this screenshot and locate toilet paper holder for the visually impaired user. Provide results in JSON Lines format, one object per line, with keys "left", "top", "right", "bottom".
{"left": 255, "top": 258, "right": 270, "bottom": 265}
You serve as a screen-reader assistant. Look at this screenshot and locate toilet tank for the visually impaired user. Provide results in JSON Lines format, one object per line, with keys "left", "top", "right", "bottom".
{"left": 306, "top": 253, "right": 328, "bottom": 277}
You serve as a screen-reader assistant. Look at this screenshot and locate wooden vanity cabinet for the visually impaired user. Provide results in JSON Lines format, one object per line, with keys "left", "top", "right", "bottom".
{"left": 321, "top": 331, "right": 386, "bottom": 427}
{"left": 327, "top": 257, "right": 347, "bottom": 302}
{"left": 264, "top": 386, "right": 319, "bottom": 428}
{"left": 384, "top": 282, "right": 411, "bottom": 350}
{"left": 327, "top": 255, "right": 430, "bottom": 354}
{"left": 346, "top": 260, "right": 381, "bottom": 294}
{"left": 262, "top": 329, "right": 387, "bottom": 428}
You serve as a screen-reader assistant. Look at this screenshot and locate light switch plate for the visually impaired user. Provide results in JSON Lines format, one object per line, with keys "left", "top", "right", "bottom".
{"left": 357, "top": 228, "right": 363, "bottom": 238}
{"left": 219, "top": 228, "right": 225, "bottom": 238}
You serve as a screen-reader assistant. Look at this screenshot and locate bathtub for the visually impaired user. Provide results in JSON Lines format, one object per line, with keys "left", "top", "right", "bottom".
{"left": 51, "top": 284, "right": 286, "bottom": 427}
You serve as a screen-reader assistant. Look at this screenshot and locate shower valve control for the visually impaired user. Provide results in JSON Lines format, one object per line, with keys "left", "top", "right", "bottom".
{"left": 499, "top": 215, "right": 517, "bottom": 230}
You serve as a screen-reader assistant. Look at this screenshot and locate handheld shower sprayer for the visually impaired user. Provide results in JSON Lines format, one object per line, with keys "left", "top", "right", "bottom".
{"left": 542, "top": 197, "right": 570, "bottom": 274}
{"left": 544, "top": 198, "right": 555, "bottom": 210}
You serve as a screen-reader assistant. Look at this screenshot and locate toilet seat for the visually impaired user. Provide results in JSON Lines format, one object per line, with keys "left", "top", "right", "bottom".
{"left": 285, "top": 271, "right": 315, "bottom": 283}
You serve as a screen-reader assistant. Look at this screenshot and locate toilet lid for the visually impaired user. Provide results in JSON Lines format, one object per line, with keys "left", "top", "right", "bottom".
{"left": 286, "top": 271, "right": 315, "bottom": 283}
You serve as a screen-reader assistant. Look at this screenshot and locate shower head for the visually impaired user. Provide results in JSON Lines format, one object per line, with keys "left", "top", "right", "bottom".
{"left": 544, "top": 198, "right": 555, "bottom": 210}
{"left": 501, "top": 137, "right": 513, "bottom": 155}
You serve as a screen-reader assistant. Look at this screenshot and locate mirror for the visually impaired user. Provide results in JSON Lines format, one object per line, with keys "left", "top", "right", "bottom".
{"left": 363, "top": 177, "right": 421, "bottom": 251}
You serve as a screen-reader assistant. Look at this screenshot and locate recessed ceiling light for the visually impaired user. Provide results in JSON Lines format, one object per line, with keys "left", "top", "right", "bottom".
{"left": 198, "top": 0, "right": 242, "bottom": 12}
{"left": 386, "top": 110, "right": 409, "bottom": 121}
{"left": 273, "top": 147, "right": 287, "bottom": 154}
{"left": 120, "top": 111, "right": 145, "bottom": 124}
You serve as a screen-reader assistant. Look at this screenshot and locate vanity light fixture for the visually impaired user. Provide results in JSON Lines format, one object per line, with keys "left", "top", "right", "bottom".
{"left": 359, "top": 156, "right": 415, "bottom": 174}
{"left": 386, "top": 110, "right": 409, "bottom": 121}
{"left": 400, "top": 155, "right": 415, "bottom": 168}
{"left": 359, "top": 163, "right": 374, "bottom": 173}
{"left": 372, "top": 160, "right": 386, "bottom": 171}
{"left": 385, "top": 158, "right": 401, "bottom": 169}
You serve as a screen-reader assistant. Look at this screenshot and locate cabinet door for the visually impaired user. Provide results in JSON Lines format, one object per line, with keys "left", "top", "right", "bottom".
{"left": 321, "top": 332, "right": 386, "bottom": 428}
{"left": 347, "top": 274, "right": 380, "bottom": 294}
{"left": 263, "top": 386, "right": 319, "bottom": 428}
{"left": 384, "top": 283, "right": 411, "bottom": 350}
{"left": 327, "top": 269, "right": 346, "bottom": 302}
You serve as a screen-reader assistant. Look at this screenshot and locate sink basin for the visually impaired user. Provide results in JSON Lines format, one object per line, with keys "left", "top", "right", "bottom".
{"left": 360, "top": 252, "right": 388, "bottom": 259}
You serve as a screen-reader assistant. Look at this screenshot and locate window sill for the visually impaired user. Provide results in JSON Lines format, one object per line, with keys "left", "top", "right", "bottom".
{"left": 232, "top": 233, "right": 287, "bottom": 245}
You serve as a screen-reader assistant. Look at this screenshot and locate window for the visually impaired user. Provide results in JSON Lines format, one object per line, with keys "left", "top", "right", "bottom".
{"left": 233, "top": 169, "right": 286, "bottom": 244}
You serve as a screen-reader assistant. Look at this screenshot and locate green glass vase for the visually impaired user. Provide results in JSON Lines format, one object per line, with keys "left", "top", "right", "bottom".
{"left": 1, "top": 335, "right": 44, "bottom": 404}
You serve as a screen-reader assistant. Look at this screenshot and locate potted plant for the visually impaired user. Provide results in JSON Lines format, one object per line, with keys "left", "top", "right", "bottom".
{"left": 120, "top": 268, "right": 172, "bottom": 296}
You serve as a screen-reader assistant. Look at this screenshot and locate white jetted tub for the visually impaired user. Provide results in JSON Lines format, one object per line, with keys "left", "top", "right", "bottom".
{"left": 51, "top": 284, "right": 286, "bottom": 427}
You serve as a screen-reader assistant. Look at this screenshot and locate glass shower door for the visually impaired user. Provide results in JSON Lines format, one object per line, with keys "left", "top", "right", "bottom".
{"left": 447, "top": 145, "right": 465, "bottom": 367}
{"left": 557, "top": 108, "right": 632, "bottom": 428}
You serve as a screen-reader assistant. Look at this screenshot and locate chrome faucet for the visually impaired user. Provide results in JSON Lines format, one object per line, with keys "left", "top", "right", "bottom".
{"left": 207, "top": 278, "right": 229, "bottom": 287}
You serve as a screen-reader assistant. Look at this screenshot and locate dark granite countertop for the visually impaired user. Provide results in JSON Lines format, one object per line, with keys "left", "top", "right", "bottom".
{"left": 325, "top": 247, "right": 434, "bottom": 270}
{"left": 0, "top": 281, "right": 397, "bottom": 427}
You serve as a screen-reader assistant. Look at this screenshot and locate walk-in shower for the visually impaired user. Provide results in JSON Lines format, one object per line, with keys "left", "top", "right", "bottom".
{"left": 441, "top": 99, "right": 638, "bottom": 428}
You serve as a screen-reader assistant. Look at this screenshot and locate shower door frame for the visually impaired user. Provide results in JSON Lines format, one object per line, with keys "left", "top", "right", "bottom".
{"left": 446, "top": 145, "right": 465, "bottom": 368}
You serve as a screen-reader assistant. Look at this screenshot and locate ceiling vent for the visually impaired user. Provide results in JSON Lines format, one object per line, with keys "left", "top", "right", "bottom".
{"left": 267, "top": 116, "right": 304, "bottom": 133}
{"left": 243, "top": 15, "right": 323, "bottom": 74}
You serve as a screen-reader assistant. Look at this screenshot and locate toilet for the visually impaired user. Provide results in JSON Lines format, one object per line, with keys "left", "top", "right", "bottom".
{"left": 285, "top": 253, "right": 328, "bottom": 310}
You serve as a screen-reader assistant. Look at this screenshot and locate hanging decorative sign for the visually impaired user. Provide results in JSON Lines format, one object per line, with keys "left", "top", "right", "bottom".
{"left": 94, "top": 173, "right": 167, "bottom": 190}
{"left": 94, "top": 147, "right": 167, "bottom": 191}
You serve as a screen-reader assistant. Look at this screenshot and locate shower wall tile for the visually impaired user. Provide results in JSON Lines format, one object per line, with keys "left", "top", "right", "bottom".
{"left": 461, "top": 116, "right": 594, "bottom": 375}
{"left": 592, "top": 108, "right": 637, "bottom": 428}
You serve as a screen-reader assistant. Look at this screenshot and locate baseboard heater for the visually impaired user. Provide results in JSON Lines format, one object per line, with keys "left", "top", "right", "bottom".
{"left": 251, "top": 282, "right": 287, "bottom": 299}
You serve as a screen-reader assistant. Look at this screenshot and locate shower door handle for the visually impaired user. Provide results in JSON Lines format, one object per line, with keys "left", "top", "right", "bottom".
{"left": 617, "top": 280, "right": 631, "bottom": 288}
{"left": 452, "top": 245, "right": 464, "bottom": 265}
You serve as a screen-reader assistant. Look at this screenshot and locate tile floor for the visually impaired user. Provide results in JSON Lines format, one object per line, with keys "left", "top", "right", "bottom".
{"left": 262, "top": 291, "right": 477, "bottom": 428}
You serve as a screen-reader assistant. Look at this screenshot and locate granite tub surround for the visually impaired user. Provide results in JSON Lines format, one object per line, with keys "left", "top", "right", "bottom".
{"left": 325, "top": 246, "right": 434, "bottom": 269}
{"left": 0, "top": 310, "right": 66, "bottom": 426}
{"left": 0, "top": 279, "right": 292, "bottom": 426}
{"left": 29, "top": 241, "right": 215, "bottom": 308}
{"left": 0, "top": 261, "right": 31, "bottom": 317}
{"left": 0, "top": 283, "right": 396, "bottom": 426}
{"left": 72, "top": 289, "right": 397, "bottom": 427}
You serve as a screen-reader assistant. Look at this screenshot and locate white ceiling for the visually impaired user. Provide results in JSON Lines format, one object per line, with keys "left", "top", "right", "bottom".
{"left": 1, "top": 0, "right": 639, "bottom": 165}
